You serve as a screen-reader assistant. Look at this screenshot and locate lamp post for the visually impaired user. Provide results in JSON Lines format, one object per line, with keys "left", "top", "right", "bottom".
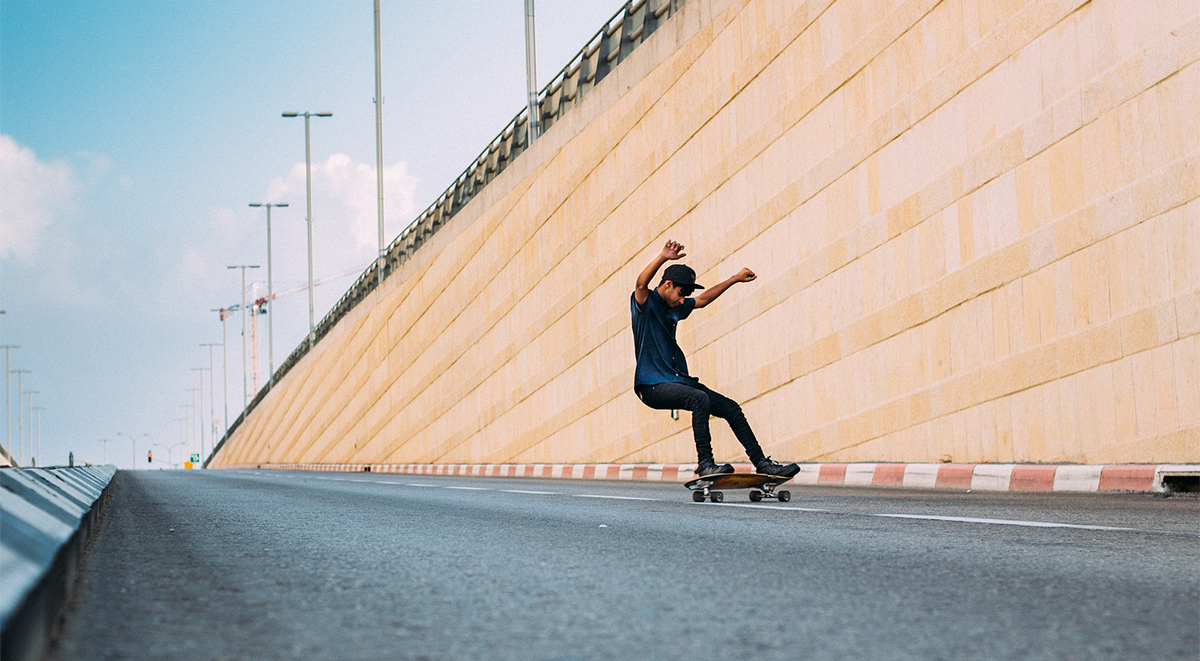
{"left": 117, "top": 432, "right": 147, "bottom": 470}
{"left": 190, "top": 367, "right": 210, "bottom": 459}
{"left": 281, "top": 110, "right": 332, "bottom": 341}
{"left": 186, "top": 388, "right": 200, "bottom": 460}
{"left": 2, "top": 345, "right": 16, "bottom": 463}
{"left": 248, "top": 203, "right": 287, "bottom": 383}
{"left": 22, "top": 388, "right": 37, "bottom": 466}
{"left": 33, "top": 405, "right": 45, "bottom": 467}
{"left": 174, "top": 417, "right": 186, "bottom": 465}
{"left": 227, "top": 265, "right": 260, "bottom": 409}
{"left": 524, "top": 0, "right": 540, "bottom": 144}
{"left": 211, "top": 309, "right": 230, "bottom": 433}
{"left": 373, "top": 0, "right": 386, "bottom": 289}
{"left": 200, "top": 342, "right": 220, "bottom": 444}
{"left": 100, "top": 438, "right": 112, "bottom": 465}
{"left": 10, "top": 369, "right": 29, "bottom": 465}
{"left": 181, "top": 403, "right": 194, "bottom": 459}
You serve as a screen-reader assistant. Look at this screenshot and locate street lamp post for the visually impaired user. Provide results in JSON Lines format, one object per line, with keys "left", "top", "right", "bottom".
{"left": 10, "top": 369, "right": 29, "bottom": 465}
{"left": 200, "top": 342, "right": 220, "bottom": 445}
{"left": 33, "top": 405, "right": 45, "bottom": 467}
{"left": 117, "top": 432, "right": 147, "bottom": 470}
{"left": 186, "top": 388, "right": 200, "bottom": 460}
{"left": 524, "top": 0, "right": 540, "bottom": 144}
{"left": 227, "top": 265, "right": 260, "bottom": 409}
{"left": 2, "top": 345, "right": 17, "bottom": 462}
{"left": 248, "top": 203, "right": 288, "bottom": 383}
{"left": 211, "top": 309, "right": 230, "bottom": 433}
{"left": 22, "top": 388, "right": 37, "bottom": 466}
{"left": 281, "top": 111, "right": 332, "bottom": 341}
{"left": 100, "top": 438, "right": 112, "bottom": 464}
{"left": 190, "top": 367, "right": 210, "bottom": 460}
{"left": 373, "top": 0, "right": 386, "bottom": 289}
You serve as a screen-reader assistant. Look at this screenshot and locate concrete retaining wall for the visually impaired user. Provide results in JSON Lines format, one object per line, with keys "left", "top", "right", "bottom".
{"left": 1, "top": 466, "right": 117, "bottom": 661}
{"left": 212, "top": 0, "right": 1199, "bottom": 470}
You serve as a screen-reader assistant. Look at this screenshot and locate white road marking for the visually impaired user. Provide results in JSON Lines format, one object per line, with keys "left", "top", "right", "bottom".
{"left": 406, "top": 483, "right": 440, "bottom": 487}
{"left": 446, "top": 486, "right": 491, "bottom": 491}
{"left": 501, "top": 489, "right": 558, "bottom": 494}
{"left": 574, "top": 494, "right": 658, "bottom": 501}
{"left": 871, "top": 513, "right": 1143, "bottom": 532}
{"left": 703, "top": 502, "right": 831, "bottom": 513}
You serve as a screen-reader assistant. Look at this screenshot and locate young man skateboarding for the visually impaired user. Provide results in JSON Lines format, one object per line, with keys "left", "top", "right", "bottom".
{"left": 631, "top": 239, "right": 800, "bottom": 478}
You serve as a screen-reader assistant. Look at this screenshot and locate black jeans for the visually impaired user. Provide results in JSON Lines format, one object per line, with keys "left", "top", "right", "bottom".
{"left": 636, "top": 379, "right": 766, "bottom": 465}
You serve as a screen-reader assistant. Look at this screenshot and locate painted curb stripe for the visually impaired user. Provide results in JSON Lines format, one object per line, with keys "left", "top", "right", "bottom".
{"left": 221, "top": 462, "right": 1198, "bottom": 493}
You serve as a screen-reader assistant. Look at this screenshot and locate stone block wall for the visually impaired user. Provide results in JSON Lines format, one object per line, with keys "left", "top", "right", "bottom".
{"left": 212, "top": 0, "right": 1199, "bottom": 468}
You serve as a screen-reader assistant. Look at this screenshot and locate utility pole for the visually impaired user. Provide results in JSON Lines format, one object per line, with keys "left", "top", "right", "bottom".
{"left": 181, "top": 403, "right": 194, "bottom": 459}
{"left": 227, "top": 265, "right": 260, "bottom": 409}
{"left": 101, "top": 438, "right": 111, "bottom": 464}
{"left": 2, "top": 345, "right": 17, "bottom": 464}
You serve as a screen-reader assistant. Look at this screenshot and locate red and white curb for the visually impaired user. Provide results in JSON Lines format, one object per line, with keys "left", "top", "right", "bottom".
{"left": 222, "top": 462, "right": 1199, "bottom": 493}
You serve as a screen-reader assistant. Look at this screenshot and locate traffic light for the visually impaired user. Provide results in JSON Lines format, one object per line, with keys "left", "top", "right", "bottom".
{"left": 148, "top": 450, "right": 153, "bottom": 463}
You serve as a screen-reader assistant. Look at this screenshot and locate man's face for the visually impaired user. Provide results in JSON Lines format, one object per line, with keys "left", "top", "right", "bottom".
{"left": 658, "top": 281, "right": 693, "bottom": 307}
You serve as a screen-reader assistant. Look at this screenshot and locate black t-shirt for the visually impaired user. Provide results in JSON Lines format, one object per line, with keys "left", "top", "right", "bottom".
{"left": 630, "top": 289, "right": 696, "bottom": 387}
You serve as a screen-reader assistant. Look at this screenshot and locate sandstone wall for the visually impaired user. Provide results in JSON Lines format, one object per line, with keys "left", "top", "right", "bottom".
{"left": 212, "top": 0, "right": 1200, "bottom": 469}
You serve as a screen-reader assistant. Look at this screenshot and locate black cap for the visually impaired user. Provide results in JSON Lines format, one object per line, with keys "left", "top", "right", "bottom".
{"left": 662, "top": 264, "right": 704, "bottom": 290}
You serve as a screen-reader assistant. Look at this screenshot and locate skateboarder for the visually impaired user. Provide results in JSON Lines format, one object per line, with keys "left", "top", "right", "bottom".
{"left": 631, "top": 239, "right": 800, "bottom": 478}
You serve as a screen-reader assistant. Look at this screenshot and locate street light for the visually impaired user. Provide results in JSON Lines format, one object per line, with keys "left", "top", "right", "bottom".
{"left": 524, "top": 0, "right": 540, "bottom": 144}
{"left": 227, "top": 265, "right": 260, "bottom": 409}
{"left": 210, "top": 309, "right": 230, "bottom": 433}
{"left": 200, "top": 342, "right": 220, "bottom": 444}
{"left": 190, "top": 367, "right": 210, "bottom": 459}
{"left": 281, "top": 110, "right": 333, "bottom": 341}
{"left": 10, "top": 369, "right": 29, "bottom": 465}
{"left": 248, "top": 203, "right": 288, "bottom": 382}
{"left": 2, "top": 345, "right": 16, "bottom": 463}
{"left": 117, "top": 432, "right": 147, "bottom": 470}
{"left": 372, "top": 0, "right": 386, "bottom": 289}
{"left": 33, "top": 405, "right": 45, "bottom": 467}
{"left": 22, "top": 388, "right": 37, "bottom": 466}
{"left": 100, "top": 438, "right": 112, "bottom": 465}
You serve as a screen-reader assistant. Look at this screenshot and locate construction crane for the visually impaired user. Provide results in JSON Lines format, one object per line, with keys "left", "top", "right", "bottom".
{"left": 218, "top": 261, "right": 371, "bottom": 393}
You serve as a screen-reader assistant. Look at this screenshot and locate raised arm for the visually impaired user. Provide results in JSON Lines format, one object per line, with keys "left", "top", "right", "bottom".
{"left": 693, "top": 267, "right": 756, "bottom": 308}
{"left": 634, "top": 240, "right": 686, "bottom": 305}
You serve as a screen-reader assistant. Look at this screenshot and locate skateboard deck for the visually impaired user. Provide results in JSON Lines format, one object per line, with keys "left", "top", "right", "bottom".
{"left": 684, "top": 472, "right": 793, "bottom": 503}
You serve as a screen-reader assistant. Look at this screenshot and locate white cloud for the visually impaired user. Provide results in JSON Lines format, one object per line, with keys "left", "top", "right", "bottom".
{"left": 264, "top": 153, "right": 420, "bottom": 254}
{"left": 0, "top": 135, "right": 78, "bottom": 261}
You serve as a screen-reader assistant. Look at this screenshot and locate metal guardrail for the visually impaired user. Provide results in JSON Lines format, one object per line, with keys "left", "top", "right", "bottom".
{"left": 208, "top": 0, "right": 686, "bottom": 465}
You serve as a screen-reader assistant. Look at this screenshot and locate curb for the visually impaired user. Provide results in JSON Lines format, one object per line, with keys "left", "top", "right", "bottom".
{"left": 225, "top": 462, "right": 1200, "bottom": 493}
{"left": 0, "top": 466, "right": 118, "bottom": 661}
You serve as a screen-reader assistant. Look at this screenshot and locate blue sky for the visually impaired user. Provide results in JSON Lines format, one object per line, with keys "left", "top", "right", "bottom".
{"left": 1, "top": 0, "right": 623, "bottom": 468}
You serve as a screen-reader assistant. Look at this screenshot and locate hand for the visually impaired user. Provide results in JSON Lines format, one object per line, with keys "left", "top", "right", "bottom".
{"left": 660, "top": 240, "right": 686, "bottom": 261}
{"left": 735, "top": 267, "right": 756, "bottom": 283}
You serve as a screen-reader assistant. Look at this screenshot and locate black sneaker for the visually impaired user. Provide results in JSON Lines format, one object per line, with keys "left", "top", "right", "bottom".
{"left": 695, "top": 461, "right": 735, "bottom": 477}
{"left": 755, "top": 457, "right": 800, "bottom": 478}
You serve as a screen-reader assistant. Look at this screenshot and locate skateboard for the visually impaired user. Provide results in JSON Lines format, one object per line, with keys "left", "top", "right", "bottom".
{"left": 684, "top": 472, "right": 793, "bottom": 503}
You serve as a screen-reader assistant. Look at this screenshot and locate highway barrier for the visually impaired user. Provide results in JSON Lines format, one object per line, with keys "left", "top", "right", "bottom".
{"left": 1, "top": 466, "right": 117, "bottom": 661}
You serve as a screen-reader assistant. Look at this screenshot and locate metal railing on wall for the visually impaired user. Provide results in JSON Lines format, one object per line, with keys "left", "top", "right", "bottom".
{"left": 207, "top": 0, "right": 685, "bottom": 466}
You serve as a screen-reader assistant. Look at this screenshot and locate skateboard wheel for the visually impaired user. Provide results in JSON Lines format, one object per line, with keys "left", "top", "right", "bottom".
{"left": 692, "top": 490, "right": 706, "bottom": 503}
{"left": 748, "top": 490, "right": 763, "bottom": 502}
{"left": 710, "top": 491, "right": 724, "bottom": 503}
{"left": 777, "top": 490, "right": 791, "bottom": 502}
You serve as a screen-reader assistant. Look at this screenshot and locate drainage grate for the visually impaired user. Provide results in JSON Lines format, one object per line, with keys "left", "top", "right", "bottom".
{"left": 1162, "top": 474, "right": 1199, "bottom": 494}
{"left": 363, "top": 466, "right": 372, "bottom": 473}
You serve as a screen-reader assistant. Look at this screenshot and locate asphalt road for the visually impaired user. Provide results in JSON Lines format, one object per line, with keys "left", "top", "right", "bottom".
{"left": 47, "top": 470, "right": 1199, "bottom": 660}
